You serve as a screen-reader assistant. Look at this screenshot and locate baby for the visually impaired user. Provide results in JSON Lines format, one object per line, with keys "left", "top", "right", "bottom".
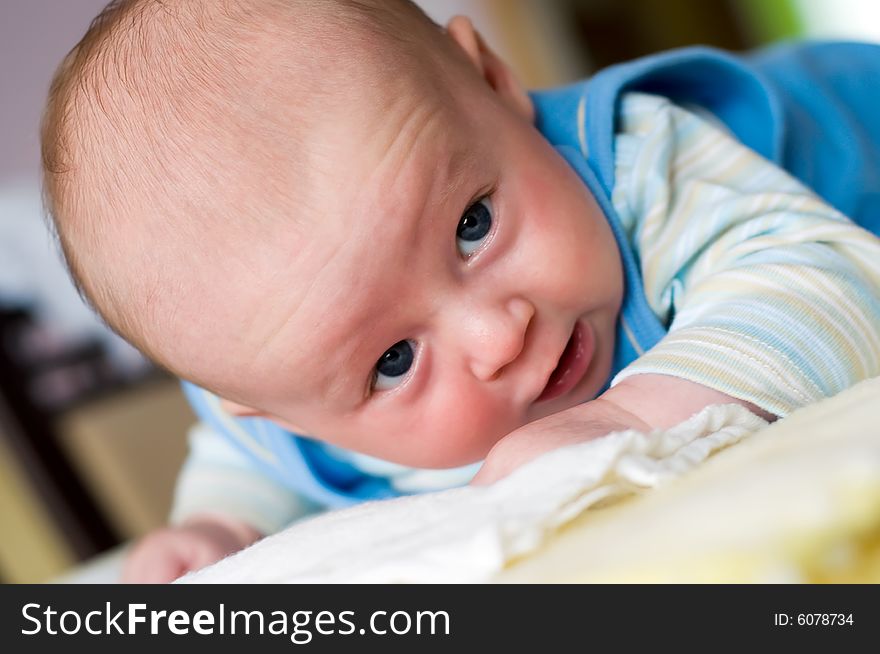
{"left": 42, "top": 0, "right": 880, "bottom": 582}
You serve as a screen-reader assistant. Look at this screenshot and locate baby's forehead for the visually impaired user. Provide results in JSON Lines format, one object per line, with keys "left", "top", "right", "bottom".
{"left": 218, "top": 161, "right": 454, "bottom": 397}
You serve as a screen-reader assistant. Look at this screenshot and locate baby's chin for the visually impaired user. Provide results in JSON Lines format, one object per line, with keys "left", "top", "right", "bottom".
{"left": 524, "top": 375, "right": 607, "bottom": 426}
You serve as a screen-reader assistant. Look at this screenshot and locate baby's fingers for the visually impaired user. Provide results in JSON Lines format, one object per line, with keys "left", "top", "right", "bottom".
{"left": 121, "top": 534, "right": 191, "bottom": 583}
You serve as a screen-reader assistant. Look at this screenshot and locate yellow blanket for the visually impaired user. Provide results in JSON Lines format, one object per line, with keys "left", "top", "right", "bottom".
{"left": 497, "top": 376, "right": 880, "bottom": 583}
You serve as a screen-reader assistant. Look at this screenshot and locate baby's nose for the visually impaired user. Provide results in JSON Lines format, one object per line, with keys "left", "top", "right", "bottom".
{"left": 468, "top": 297, "right": 534, "bottom": 381}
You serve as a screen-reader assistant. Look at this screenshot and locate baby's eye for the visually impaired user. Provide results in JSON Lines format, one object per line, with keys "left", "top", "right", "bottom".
{"left": 456, "top": 197, "right": 493, "bottom": 257}
{"left": 372, "top": 339, "right": 415, "bottom": 391}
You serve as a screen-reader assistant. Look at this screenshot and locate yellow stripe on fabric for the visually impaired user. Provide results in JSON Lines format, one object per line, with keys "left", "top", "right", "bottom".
{"left": 577, "top": 94, "right": 588, "bottom": 158}
{"left": 683, "top": 265, "right": 878, "bottom": 376}
{"left": 620, "top": 316, "right": 645, "bottom": 356}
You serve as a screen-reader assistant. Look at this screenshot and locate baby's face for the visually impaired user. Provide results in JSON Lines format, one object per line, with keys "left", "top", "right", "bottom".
{"left": 199, "top": 74, "right": 623, "bottom": 469}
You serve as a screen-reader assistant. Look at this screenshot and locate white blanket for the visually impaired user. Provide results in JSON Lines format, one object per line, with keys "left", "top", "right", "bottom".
{"left": 179, "top": 404, "right": 766, "bottom": 583}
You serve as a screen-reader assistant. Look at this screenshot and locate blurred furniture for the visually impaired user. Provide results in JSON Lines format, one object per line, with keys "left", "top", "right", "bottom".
{"left": 0, "top": 307, "right": 193, "bottom": 582}
{"left": 57, "top": 380, "right": 192, "bottom": 539}
{"left": 487, "top": 0, "right": 799, "bottom": 89}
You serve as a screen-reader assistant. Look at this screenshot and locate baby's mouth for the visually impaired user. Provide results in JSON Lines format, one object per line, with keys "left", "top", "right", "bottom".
{"left": 534, "top": 321, "right": 593, "bottom": 403}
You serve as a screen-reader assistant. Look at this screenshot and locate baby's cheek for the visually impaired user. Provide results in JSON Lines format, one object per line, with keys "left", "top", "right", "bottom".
{"left": 419, "top": 391, "right": 521, "bottom": 466}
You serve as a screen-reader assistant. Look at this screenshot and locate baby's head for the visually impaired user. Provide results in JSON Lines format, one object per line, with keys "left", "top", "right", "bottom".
{"left": 43, "top": 0, "right": 623, "bottom": 468}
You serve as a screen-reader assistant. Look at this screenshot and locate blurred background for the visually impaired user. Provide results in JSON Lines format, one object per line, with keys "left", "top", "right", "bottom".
{"left": 1, "top": 0, "right": 878, "bottom": 583}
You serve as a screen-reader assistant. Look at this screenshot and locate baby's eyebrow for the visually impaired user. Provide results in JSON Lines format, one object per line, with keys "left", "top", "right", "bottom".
{"left": 437, "top": 148, "right": 479, "bottom": 209}
{"left": 319, "top": 307, "right": 388, "bottom": 408}
{"left": 318, "top": 299, "right": 402, "bottom": 409}
{"left": 291, "top": 330, "right": 370, "bottom": 412}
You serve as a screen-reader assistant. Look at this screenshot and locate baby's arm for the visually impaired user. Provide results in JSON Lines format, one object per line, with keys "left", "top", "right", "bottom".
{"left": 609, "top": 93, "right": 880, "bottom": 415}
{"left": 472, "top": 374, "right": 771, "bottom": 484}
{"left": 122, "top": 423, "right": 316, "bottom": 583}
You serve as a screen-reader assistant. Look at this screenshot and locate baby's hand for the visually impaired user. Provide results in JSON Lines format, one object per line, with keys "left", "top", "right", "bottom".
{"left": 471, "top": 397, "right": 649, "bottom": 486}
{"left": 120, "top": 515, "right": 263, "bottom": 583}
{"left": 471, "top": 375, "right": 775, "bottom": 486}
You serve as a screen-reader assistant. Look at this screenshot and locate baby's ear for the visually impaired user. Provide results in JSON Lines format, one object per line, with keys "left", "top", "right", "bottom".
{"left": 445, "top": 15, "right": 534, "bottom": 123}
